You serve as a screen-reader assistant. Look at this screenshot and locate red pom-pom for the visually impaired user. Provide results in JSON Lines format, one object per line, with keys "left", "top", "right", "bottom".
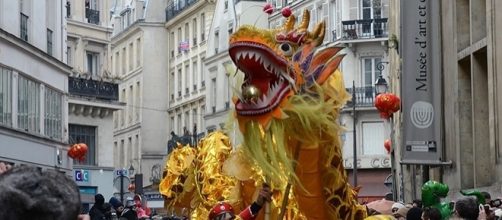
{"left": 281, "top": 7, "right": 292, "bottom": 18}
{"left": 263, "top": 3, "right": 274, "bottom": 15}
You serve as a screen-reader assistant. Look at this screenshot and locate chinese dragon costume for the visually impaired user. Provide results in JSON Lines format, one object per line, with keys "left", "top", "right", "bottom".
{"left": 160, "top": 10, "right": 372, "bottom": 219}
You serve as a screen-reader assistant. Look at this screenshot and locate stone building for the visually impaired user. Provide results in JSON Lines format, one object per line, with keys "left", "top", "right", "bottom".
{"left": 388, "top": 0, "right": 502, "bottom": 201}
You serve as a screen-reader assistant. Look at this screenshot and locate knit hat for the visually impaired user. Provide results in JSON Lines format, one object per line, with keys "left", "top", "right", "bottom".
{"left": 94, "top": 194, "right": 105, "bottom": 205}
{"left": 109, "top": 197, "right": 124, "bottom": 209}
{"left": 393, "top": 207, "right": 410, "bottom": 218}
{"left": 392, "top": 202, "right": 405, "bottom": 211}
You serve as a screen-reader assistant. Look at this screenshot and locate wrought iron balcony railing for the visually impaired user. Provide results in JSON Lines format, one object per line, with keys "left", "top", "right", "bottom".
{"left": 69, "top": 77, "right": 119, "bottom": 101}
{"left": 345, "top": 86, "right": 376, "bottom": 108}
{"left": 341, "top": 18, "right": 388, "bottom": 40}
{"left": 85, "top": 8, "right": 100, "bottom": 25}
{"left": 165, "top": 0, "right": 199, "bottom": 22}
{"left": 167, "top": 132, "right": 206, "bottom": 153}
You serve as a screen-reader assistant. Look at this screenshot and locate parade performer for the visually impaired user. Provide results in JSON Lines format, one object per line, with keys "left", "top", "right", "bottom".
{"left": 160, "top": 8, "right": 377, "bottom": 219}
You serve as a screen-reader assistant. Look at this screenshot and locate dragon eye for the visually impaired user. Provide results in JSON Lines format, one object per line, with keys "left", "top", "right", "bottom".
{"left": 279, "top": 43, "right": 293, "bottom": 56}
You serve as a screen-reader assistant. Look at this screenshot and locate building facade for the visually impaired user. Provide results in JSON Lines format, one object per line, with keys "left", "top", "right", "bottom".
{"left": 268, "top": 0, "right": 391, "bottom": 202}
{"left": 0, "top": 0, "right": 72, "bottom": 172}
{"left": 111, "top": 0, "right": 169, "bottom": 190}
{"left": 204, "top": 0, "right": 268, "bottom": 136}
{"left": 389, "top": 0, "right": 502, "bottom": 202}
{"left": 166, "top": 0, "right": 215, "bottom": 148}
{"left": 65, "top": 0, "right": 123, "bottom": 209}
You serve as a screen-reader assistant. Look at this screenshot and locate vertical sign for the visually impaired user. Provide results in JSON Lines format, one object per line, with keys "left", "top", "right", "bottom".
{"left": 401, "top": 0, "right": 443, "bottom": 163}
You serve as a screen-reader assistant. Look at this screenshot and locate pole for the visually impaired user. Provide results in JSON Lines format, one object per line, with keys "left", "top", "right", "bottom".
{"left": 352, "top": 81, "right": 358, "bottom": 187}
{"left": 120, "top": 173, "right": 124, "bottom": 203}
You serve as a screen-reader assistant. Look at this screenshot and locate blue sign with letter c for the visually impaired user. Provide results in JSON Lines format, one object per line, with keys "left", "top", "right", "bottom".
{"left": 75, "top": 170, "right": 89, "bottom": 182}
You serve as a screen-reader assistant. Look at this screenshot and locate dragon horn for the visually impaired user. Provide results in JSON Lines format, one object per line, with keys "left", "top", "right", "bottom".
{"left": 298, "top": 9, "right": 310, "bottom": 31}
{"left": 283, "top": 15, "right": 296, "bottom": 31}
{"left": 311, "top": 21, "right": 326, "bottom": 46}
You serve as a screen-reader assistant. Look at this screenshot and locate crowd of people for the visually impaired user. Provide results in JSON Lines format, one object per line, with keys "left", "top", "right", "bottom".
{"left": 1, "top": 162, "right": 502, "bottom": 220}
{"left": 384, "top": 195, "right": 502, "bottom": 220}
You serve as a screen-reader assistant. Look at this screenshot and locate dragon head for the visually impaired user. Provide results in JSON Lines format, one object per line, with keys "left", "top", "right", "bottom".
{"left": 229, "top": 10, "right": 344, "bottom": 127}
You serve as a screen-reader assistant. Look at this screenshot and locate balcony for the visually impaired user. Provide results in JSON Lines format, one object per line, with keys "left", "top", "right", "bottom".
{"left": 69, "top": 77, "right": 118, "bottom": 101}
{"left": 345, "top": 86, "right": 376, "bottom": 108}
{"left": 166, "top": 0, "right": 199, "bottom": 22}
{"left": 85, "top": 8, "right": 100, "bottom": 25}
{"left": 341, "top": 18, "right": 388, "bottom": 40}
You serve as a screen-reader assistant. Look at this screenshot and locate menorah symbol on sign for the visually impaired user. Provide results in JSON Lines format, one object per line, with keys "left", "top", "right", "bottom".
{"left": 410, "top": 101, "right": 434, "bottom": 128}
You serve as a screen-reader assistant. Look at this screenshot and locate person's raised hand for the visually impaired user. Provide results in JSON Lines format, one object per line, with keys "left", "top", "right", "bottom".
{"left": 256, "top": 183, "right": 272, "bottom": 206}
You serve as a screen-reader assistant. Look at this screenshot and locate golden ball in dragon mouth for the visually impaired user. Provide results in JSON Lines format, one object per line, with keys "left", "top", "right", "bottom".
{"left": 242, "top": 85, "right": 261, "bottom": 103}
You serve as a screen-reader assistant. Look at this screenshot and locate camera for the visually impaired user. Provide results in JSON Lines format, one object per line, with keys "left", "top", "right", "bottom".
{"left": 490, "top": 198, "right": 502, "bottom": 208}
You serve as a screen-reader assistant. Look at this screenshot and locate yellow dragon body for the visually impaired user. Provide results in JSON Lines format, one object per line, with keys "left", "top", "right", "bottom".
{"left": 160, "top": 10, "right": 373, "bottom": 220}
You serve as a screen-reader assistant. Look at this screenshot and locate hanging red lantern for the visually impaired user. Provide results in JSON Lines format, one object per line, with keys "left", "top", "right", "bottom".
{"left": 67, "top": 143, "right": 88, "bottom": 161}
{"left": 375, "top": 93, "right": 401, "bottom": 119}
{"left": 384, "top": 139, "right": 392, "bottom": 154}
{"left": 281, "top": 6, "right": 292, "bottom": 18}
{"left": 67, "top": 144, "right": 79, "bottom": 159}
{"left": 263, "top": 3, "right": 274, "bottom": 15}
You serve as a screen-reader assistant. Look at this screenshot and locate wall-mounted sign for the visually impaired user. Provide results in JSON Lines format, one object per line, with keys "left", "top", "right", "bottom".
{"left": 401, "top": 0, "right": 443, "bottom": 164}
{"left": 75, "top": 169, "right": 90, "bottom": 182}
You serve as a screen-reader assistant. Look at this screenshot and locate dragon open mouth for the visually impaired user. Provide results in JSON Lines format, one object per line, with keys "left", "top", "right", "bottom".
{"left": 229, "top": 42, "right": 294, "bottom": 116}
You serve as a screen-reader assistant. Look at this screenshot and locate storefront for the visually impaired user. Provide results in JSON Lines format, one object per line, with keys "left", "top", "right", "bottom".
{"left": 73, "top": 167, "right": 114, "bottom": 212}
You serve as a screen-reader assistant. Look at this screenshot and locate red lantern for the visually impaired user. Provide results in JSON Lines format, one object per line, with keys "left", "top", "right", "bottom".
{"left": 374, "top": 93, "right": 401, "bottom": 119}
{"left": 67, "top": 143, "right": 88, "bottom": 161}
{"left": 281, "top": 7, "right": 292, "bottom": 18}
{"left": 384, "top": 139, "right": 392, "bottom": 154}
{"left": 263, "top": 3, "right": 274, "bottom": 15}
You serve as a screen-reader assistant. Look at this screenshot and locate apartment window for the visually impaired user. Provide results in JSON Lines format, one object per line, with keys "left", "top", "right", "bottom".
{"left": 120, "top": 140, "right": 125, "bottom": 167}
{"left": 113, "top": 112, "right": 118, "bottom": 128}
{"left": 67, "top": 47, "right": 73, "bottom": 66}
{"left": 362, "top": 121, "right": 385, "bottom": 155}
{"left": 211, "top": 78, "right": 216, "bottom": 112}
{"left": 135, "top": 81, "right": 140, "bottom": 121}
{"left": 200, "top": 61, "right": 205, "bottom": 88}
{"left": 121, "top": 88, "right": 126, "bottom": 125}
{"left": 115, "top": 52, "right": 120, "bottom": 75}
{"left": 177, "top": 114, "right": 181, "bottom": 134}
{"left": 362, "top": 57, "right": 382, "bottom": 87}
{"left": 192, "top": 18, "right": 197, "bottom": 44}
{"left": 177, "top": 27, "right": 182, "bottom": 54}
{"left": 228, "top": 22, "right": 233, "bottom": 34}
{"left": 177, "top": 69, "right": 182, "bottom": 97}
{"left": 201, "top": 13, "right": 206, "bottom": 41}
{"left": 135, "top": 134, "right": 140, "bottom": 159}
{"left": 362, "top": 0, "right": 382, "bottom": 35}
{"left": 66, "top": 1, "right": 71, "bottom": 18}
{"left": 129, "top": 43, "right": 134, "bottom": 71}
{"left": 85, "top": 0, "right": 99, "bottom": 24}
{"left": 185, "top": 23, "right": 189, "bottom": 42}
{"left": 17, "top": 75, "right": 40, "bottom": 133}
{"left": 69, "top": 125, "right": 96, "bottom": 165}
{"left": 113, "top": 141, "right": 118, "bottom": 167}
{"left": 0, "top": 67, "right": 12, "bottom": 126}
{"left": 128, "top": 85, "right": 133, "bottom": 123}
{"left": 127, "top": 137, "right": 132, "bottom": 164}
{"left": 122, "top": 48, "right": 126, "bottom": 74}
{"left": 46, "top": 29, "right": 53, "bottom": 56}
{"left": 170, "top": 32, "right": 175, "bottom": 57}
{"left": 44, "top": 87, "right": 62, "bottom": 140}
{"left": 192, "top": 61, "right": 197, "bottom": 90}
{"left": 192, "top": 108, "right": 197, "bottom": 131}
{"left": 185, "top": 65, "right": 189, "bottom": 94}
{"left": 20, "top": 13, "right": 28, "bottom": 41}
{"left": 170, "top": 116, "right": 175, "bottom": 134}
{"left": 184, "top": 111, "right": 189, "bottom": 131}
{"left": 170, "top": 72, "right": 175, "bottom": 100}
{"left": 136, "top": 38, "right": 141, "bottom": 67}
{"left": 86, "top": 51, "right": 99, "bottom": 77}
{"left": 224, "top": 0, "right": 228, "bottom": 10}
{"left": 214, "top": 30, "right": 219, "bottom": 54}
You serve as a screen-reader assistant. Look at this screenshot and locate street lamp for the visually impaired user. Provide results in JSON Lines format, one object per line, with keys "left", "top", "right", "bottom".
{"left": 375, "top": 62, "right": 389, "bottom": 95}
{"left": 373, "top": 62, "right": 398, "bottom": 201}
